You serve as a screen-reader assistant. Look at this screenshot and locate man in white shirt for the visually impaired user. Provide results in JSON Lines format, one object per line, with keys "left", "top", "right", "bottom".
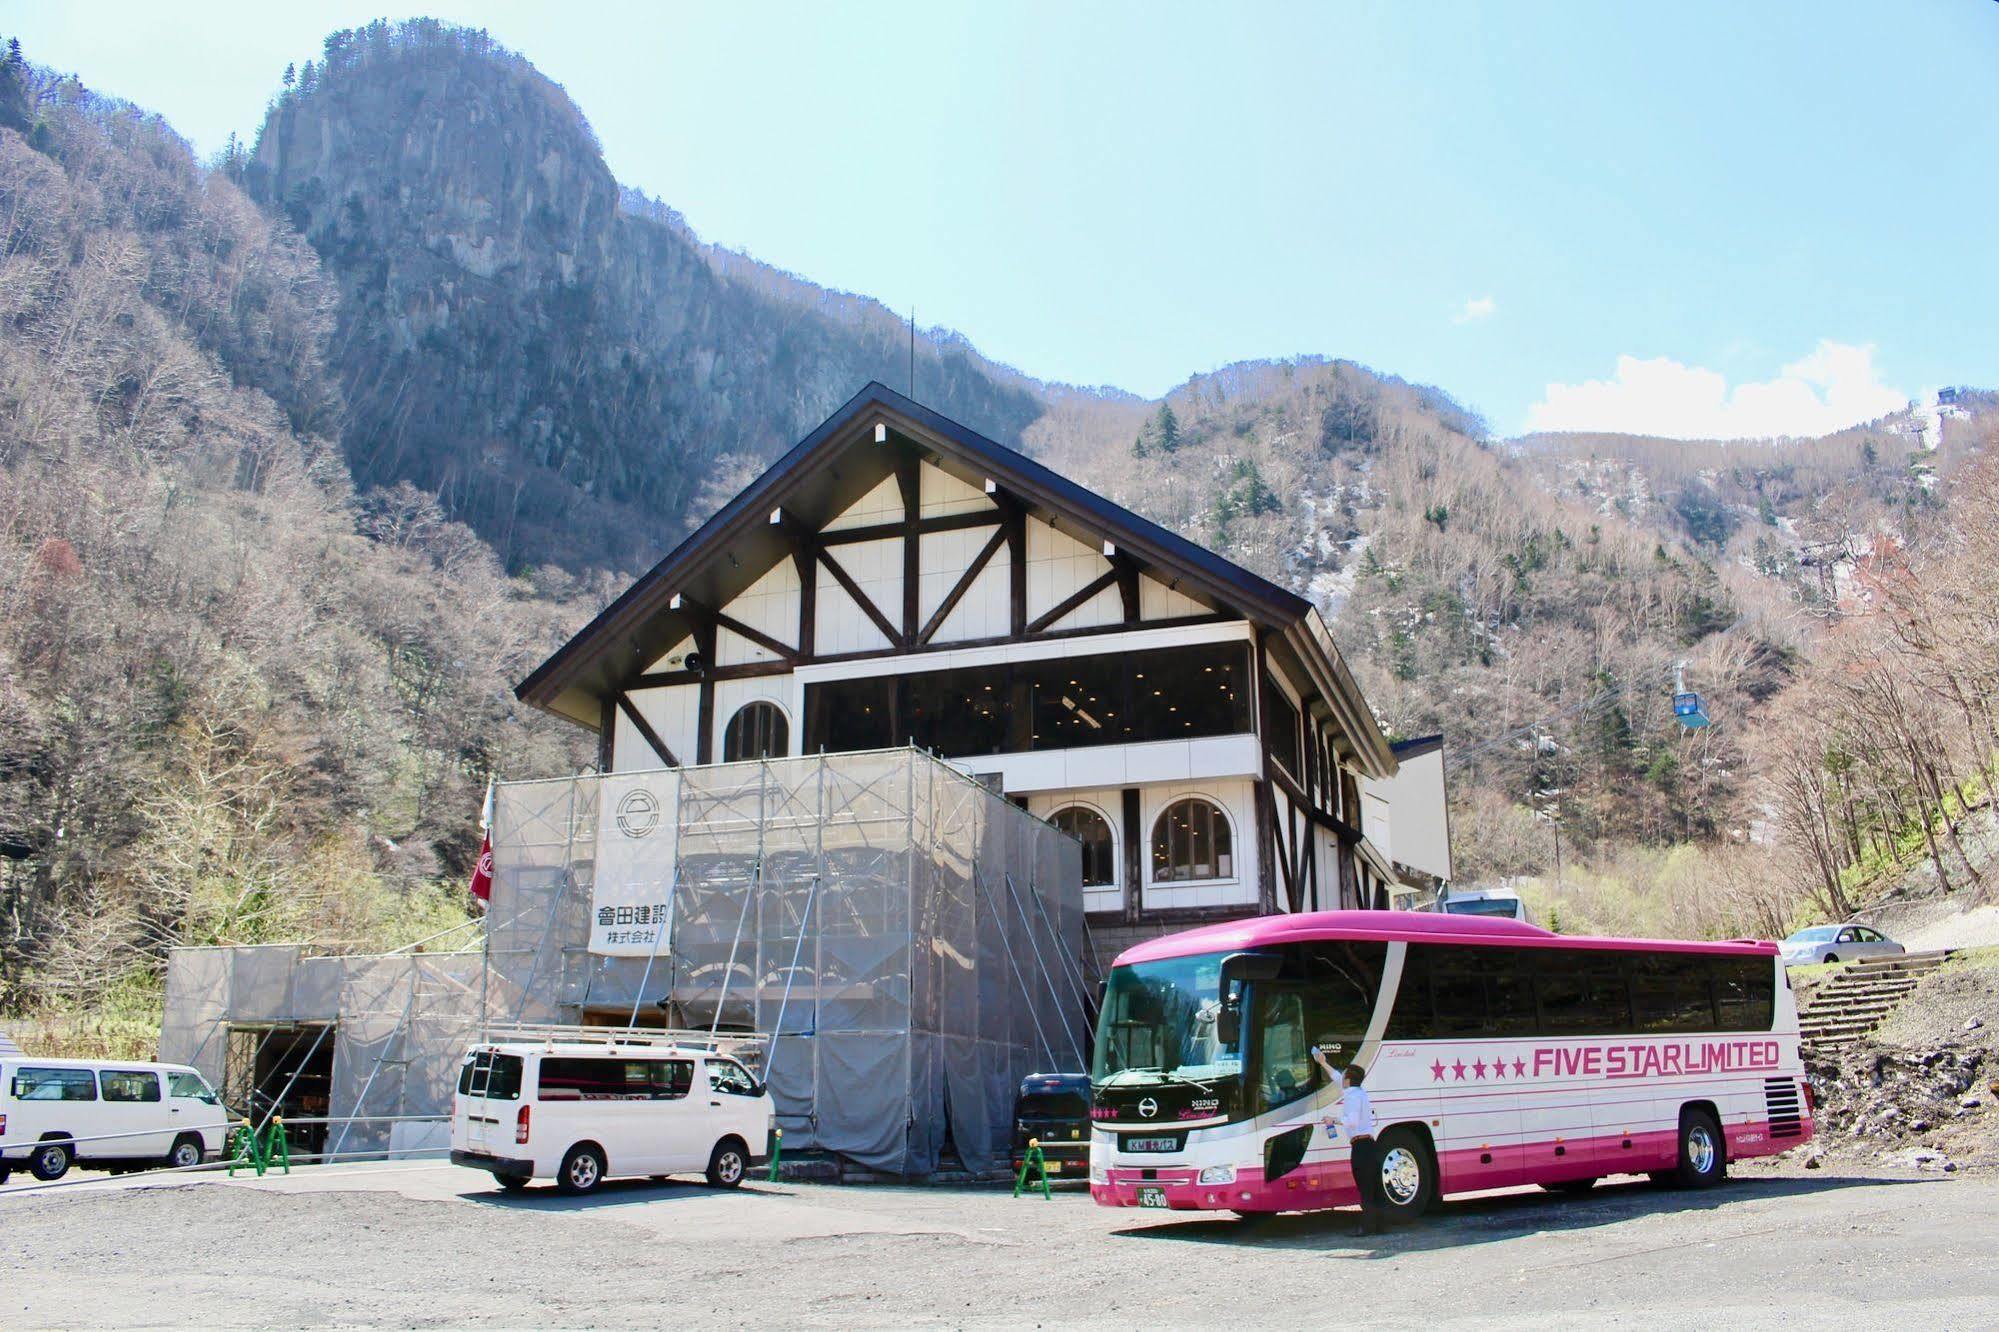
{"left": 1314, "top": 1048, "right": 1383, "bottom": 1235}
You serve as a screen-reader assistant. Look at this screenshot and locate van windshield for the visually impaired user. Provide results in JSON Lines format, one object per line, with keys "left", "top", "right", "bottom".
{"left": 458, "top": 1050, "right": 523, "bottom": 1100}
{"left": 1443, "top": 898, "right": 1521, "bottom": 917}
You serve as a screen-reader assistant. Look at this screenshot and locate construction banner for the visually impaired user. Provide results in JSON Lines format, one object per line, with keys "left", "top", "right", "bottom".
{"left": 590, "top": 770, "right": 680, "bottom": 956}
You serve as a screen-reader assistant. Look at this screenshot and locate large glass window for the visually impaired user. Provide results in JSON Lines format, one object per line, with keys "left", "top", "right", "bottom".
{"left": 1050, "top": 805, "right": 1116, "bottom": 888}
{"left": 803, "top": 641, "right": 1252, "bottom": 758}
{"left": 903, "top": 662, "right": 1012, "bottom": 755}
{"left": 1262, "top": 675, "right": 1302, "bottom": 778}
{"left": 722, "top": 702, "right": 788, "bottom": 761}
{"left": 168, "top": 1071, "right": 220, "bottom": 1104}
{"left": 1151, "top": 798, "right": 1233, "bottom": 883}
{"left": 10, "top": 1067, "right": 96, "bottom": 1101}
{"left": 99, "top": 1070, "right": 161, "bottom": 1103}
{"left": 804, "top": 675, "right": 895, "bottom": 752}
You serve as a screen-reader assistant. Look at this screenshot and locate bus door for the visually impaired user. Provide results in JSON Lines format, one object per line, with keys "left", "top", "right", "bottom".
{"left": 1536, "top": 954, "right": 1626, "bottom": 1177}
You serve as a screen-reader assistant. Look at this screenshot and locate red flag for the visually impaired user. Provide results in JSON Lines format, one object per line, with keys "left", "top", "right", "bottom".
{"left": 469, "top": 831, "right": 493, "bottom": 902}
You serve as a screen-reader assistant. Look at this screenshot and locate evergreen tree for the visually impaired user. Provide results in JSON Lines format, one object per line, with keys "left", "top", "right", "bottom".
{"left": 0, "top": 35, "right": 28, "bottom": 134}
{"left": 282, "top": 61, "right": 296, "bottom": 88}
{"left": 1155, "top": 402, "right": 1180, "bottom": 453}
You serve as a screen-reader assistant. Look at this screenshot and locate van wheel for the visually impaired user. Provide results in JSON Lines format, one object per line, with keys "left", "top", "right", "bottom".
{"left": 1374, "top": 1127, "right": 1437, "bottom": 1221}
{"left": 493, "top": 1172, "right": 530, "bottom": 1193}
{"left": 0, "top": 1165, "right": 10, "bottom": 1185}
{"left": 556, "top": 1144, "right": 606, "bottom": 1195}
{"left": 1675, "top": 1109, "right": 1726, "bottom": 1188}
{"left": 1822, "top": 954, "right": 1839, "bottom": 964}
{"left": 167, "top": 1135, "right": 205, "bottom": 1171}
{"left": 706, "top": 1137, "right": 748, "bottom": 1188}
{"left": 31, "top": 1139, "right": 73, "bottom": 1182}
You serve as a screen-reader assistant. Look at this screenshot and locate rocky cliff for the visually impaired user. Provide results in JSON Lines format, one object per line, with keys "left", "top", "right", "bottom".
{"left": 247, "top": 20, "right": 1042, "bottom": 571}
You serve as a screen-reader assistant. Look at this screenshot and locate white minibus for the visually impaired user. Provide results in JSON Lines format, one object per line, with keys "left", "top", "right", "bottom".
{"left": 1, "top": 1057, "right": 229, "bottom": 1183}
{"left": 449, "top": 1036, "right": 774, "bottom": 1195}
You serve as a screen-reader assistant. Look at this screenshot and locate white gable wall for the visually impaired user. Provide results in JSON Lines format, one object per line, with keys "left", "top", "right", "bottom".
{"left": 817, "top": 536, "right": 900, "bottom": 655}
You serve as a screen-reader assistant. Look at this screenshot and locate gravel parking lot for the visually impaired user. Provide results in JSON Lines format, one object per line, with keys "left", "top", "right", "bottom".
{"left": 3, "top": 1161, "right": 1996, "bottom": 1328}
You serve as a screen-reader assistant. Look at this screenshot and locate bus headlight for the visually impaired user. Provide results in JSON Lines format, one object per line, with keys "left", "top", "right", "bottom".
{"left": 1198, "top": 1165, "right": 1236, "bottom": 1185}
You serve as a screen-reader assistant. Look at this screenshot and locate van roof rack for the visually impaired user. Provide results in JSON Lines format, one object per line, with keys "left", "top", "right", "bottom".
{"left": 478, "top": 1023, "right": 769, "bottom": 1066}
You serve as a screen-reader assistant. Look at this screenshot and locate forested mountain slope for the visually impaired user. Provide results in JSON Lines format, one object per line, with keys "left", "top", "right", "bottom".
{"left": 0, "top": 54, "right": 592, "bottom": 1039}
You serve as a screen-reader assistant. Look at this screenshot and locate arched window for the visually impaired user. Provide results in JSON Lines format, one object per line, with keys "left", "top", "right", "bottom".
{"left": 1151, "top": 798, "right": 1233, "bottom": 883}
{"left": 722, "top": 702, "right": 789, "bottom": 762}
{"left": 1051, "top": 805, "right": 1117, "bottom": 889}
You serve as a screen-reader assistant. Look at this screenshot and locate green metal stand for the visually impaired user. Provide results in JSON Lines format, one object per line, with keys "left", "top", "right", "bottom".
{"left": 1013, "top": 1140, "right": 1051, "bottom": 1200}
{"left": 226, "top": 1118, "right": 292, "bottom": 1177}
{"left": 766, "top": 1127, "right": 782, "bottom": 1182}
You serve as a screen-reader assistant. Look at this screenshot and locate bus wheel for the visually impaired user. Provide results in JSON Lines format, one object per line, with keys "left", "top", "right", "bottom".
{"left": 1674, "top": 1110, "right": 1726, "bottom": 1188}
{"left": 31, "top": 1139, "right": 73, "bottom": 1182}
{"left": 1542, "top": 1177, "right": 1598, "bottom": 1194}
{"left": 1375, "top": 1127, "right": 1436, "bottom": 1220}
{"left": 556, "top": 1143, "right": 606, "bottom": 1195}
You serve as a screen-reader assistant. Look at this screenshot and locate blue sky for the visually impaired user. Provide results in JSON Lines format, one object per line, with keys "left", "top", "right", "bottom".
{"left": 5, "top": 1, "right": 1996, "bottom": 436}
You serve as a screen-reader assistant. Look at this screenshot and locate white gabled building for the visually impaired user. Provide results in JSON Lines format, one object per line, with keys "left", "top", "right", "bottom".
{"left": 517, "top": 383, "right": 1451, "bottom": 960}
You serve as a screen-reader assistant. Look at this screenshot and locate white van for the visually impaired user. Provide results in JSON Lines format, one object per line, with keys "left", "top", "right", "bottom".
{"left": 449, "top": 1038, "right": 774, "bottom": 1195}
{"left": 0, "top": 1057, "right": 229, "bottom": 1183}
{"left": 1439, "top": 887, "right": 1532, "bottom": 924}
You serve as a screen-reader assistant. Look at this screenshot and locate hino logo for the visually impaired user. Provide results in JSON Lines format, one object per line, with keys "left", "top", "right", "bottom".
{"left": 1138, "top": 1097, "right": 1158, "bottom": 1119}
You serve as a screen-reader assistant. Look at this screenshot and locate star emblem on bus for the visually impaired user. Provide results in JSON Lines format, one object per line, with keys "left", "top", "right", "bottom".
{"left": 1430, "top": 1059, "right": 1446, "bottom": 1081}
{"left": 1513, "top": 1057, "right": 1528, "bottom": 1078}
{"left": 1452, "top": 1059, "right": 1468, "bottom": 1080}
{"left": 1472, "top": 1058, "right": 1488, "bottom": 1079}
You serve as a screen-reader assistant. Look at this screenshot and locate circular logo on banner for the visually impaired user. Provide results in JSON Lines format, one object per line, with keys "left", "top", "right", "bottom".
{"left": 616, "top": 788, "right": 661, "bottom": 839}
{"left": 1138, "top": 1097, "right": 1158, "bottom": 1119}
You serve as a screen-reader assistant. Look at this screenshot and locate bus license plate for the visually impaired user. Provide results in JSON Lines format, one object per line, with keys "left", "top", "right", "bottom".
{"left": 1137, "top": 1187, "right": 1168, "bottom": 1208}
{"left": 1126, "top": 1137, "right": 1178, "bottom": 1152}
{"left": 1044, "top": 1160, "right": 1061, "bottom": 1172}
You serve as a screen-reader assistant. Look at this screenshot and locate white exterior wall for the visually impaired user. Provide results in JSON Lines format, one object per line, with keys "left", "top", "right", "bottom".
{"left": 1362, "top": 746, "right": 1452, "bottom": 882}
{"left": 617, "top": 684, "right": 700, "bottom": 770}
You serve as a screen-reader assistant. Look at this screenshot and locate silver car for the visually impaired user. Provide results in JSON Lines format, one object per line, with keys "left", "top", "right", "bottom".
{"left": 1779, "top": 923, "right": 1905, "bottom": 967}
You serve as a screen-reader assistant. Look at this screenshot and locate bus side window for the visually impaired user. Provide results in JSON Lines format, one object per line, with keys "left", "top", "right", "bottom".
{"left": 1712, "top": 958, "right": 1773, "bottom": 1031}
{"left": 1385, "top": 945, "right": 1435, "bottom": 1040}
{"left": 1429, "top": 946, "right": 1487, "bottom": 1037}
{"left": 1481, "top": 953, "right": 1537, "bottom": 1036}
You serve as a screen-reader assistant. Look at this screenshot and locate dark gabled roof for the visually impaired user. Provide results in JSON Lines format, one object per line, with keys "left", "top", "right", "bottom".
{"left": 1389, "top": 734, "right": 1445, "bottom": 759}
{"left": 516, "top": 382, "right": 1314, "bottom": 720}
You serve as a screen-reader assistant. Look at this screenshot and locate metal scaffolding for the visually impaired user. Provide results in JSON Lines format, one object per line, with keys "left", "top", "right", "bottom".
{"left": 159, "top": 747, "right": 1089, "bottom": 1177}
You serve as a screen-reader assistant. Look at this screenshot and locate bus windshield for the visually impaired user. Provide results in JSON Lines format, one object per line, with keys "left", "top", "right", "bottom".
{"left": 1091, "top": 951, "right": 1238, "bottom": 1087}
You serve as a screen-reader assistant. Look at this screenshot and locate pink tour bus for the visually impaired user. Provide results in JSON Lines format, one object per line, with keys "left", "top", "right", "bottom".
{"left": 1088, "top": 910, "right": 1812, "bottom": 1220}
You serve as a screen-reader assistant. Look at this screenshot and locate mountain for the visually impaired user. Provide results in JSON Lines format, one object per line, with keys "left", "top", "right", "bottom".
{"left": 244, "top": 20, "right": 1044, "bottom": 572}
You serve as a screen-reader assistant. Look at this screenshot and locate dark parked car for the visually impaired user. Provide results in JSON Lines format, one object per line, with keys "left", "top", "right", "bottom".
{"left": 1011, "top": 1073, "right": 1091, "bottom": 1178}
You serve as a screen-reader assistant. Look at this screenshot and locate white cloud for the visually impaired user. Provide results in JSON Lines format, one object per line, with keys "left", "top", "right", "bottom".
{"left": 1525, "top": 340, "right": 1906, "bottom": 439}
{"left": 1452, "top": 296, "right": 1497, "bottom": 325}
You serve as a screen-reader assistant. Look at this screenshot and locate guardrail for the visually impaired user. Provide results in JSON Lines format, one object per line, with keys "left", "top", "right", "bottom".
{"left": 0, "top": 1113, "right": 450, "bottom": 1199}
